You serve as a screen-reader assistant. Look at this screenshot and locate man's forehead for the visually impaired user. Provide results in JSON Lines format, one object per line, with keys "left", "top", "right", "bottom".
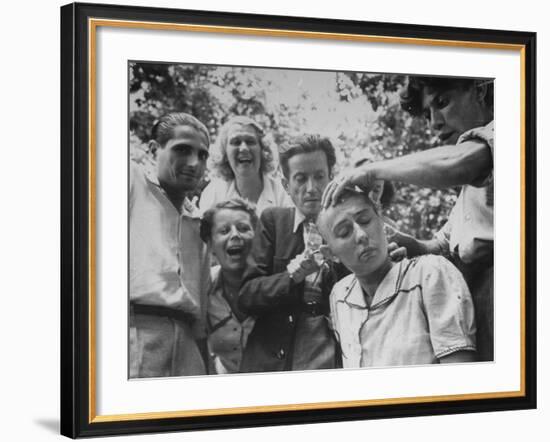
{"left": 168, "top": 126, "right": 209, "bottom": 150}
{"left": 288, "top": 150, "right": 328, "bottom": 172}
{"left": 169, "top": 139, "right": 209, "bottom": 153}
{"left": 420, "top": 86, "right": 441, "bottom": 108}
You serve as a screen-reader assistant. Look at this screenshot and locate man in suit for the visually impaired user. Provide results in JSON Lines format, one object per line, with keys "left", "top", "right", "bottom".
{"left": 239, "top": 135, "right": 346, "bottom": 373}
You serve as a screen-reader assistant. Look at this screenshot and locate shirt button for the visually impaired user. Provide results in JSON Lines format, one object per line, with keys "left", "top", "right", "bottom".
{"left": 277, "top": 349, "right": 286, "bottom": 359}
{"left": 465, "top": 215, "right": 471, "bottom": 221}
{"left": 288, "top": 315, "right": 293, "bottom": 324}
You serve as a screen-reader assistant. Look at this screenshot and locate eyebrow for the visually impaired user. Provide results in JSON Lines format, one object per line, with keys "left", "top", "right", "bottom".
{"left": 292, "top": 168, "right": 326, "bottom": 176}
{"left": 171, "top": 141, "right": 209, "bottom": 153}
{"left": 330, "top": 207, "right": 373, "bottom": 231}
{"left": 353, "top": 208, "right": 372, "bottom": 218}
{"left": 331, "top": 217, "right": 351, "bottom": 234}
{"left": 230, "top": 132, "right": 255, "bottom": 137}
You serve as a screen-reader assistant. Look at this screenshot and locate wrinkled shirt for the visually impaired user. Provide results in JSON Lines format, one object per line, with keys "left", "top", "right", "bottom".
{"left": 434, "top": 121, "right": 494, "bottom": 263}
{"left": 129, "top": 162, "right": 210, "bottom": 331}
{"left": 207, "top": 266, "right": 255, "bottom": 374}
{"left": 330, "top": 255, "right": 476, "bottom": 368}
{"left": 199, "top": 173, "right": 293, "bottom": 216}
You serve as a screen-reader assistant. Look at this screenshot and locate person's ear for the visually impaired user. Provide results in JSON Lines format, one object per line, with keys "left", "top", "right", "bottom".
{"left": 282, "top": 176, "right": 289, "bottom": 192}
{"left": 148, "top": 140, "right": 161, "bottom": 159}
{"left": 475, "top": 80, "right": 488, "bottom": 104}
{"left": 319, "top": 244, "right": 335, "bottom": 261}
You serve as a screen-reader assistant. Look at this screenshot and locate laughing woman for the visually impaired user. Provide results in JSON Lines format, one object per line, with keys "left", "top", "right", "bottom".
{"left": 199, "top": 116, "right": 292, "bottom": 216}
{"left": 200, "top": 198, "right": 258, "bottom": 374}
{"left": 317, "top": 188, "right": 477, "bottom": 368}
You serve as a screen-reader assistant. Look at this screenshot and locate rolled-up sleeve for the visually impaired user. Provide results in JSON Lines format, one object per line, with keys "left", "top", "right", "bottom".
{"left": 458, "top": 121, "right": 494, "bottom": 188}
{"left": 419, "top": 255, "right": 477, "bottom": 358}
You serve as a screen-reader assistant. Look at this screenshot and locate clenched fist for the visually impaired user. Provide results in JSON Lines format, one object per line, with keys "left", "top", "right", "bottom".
{"left": 286, "top": 251, "right": 320, "bottom": 283}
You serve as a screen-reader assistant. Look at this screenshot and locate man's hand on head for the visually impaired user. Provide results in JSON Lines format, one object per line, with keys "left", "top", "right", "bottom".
{"left": 322, "top": 163, "right": 380, "bottom": 209}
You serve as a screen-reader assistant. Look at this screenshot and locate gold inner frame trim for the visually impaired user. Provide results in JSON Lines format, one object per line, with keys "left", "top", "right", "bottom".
{"left": 91, "top": 390, "right": 524, "bottom": 423}
{"left": 88, "top": 18, "right": 527, "bottom": 423}
{"left": 90, "top": 18, "right": 525, "bottom": 50}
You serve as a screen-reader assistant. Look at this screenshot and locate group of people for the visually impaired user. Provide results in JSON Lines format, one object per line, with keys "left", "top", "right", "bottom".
{"left": 129, "top": 74, "right": 494, "bottom": 378}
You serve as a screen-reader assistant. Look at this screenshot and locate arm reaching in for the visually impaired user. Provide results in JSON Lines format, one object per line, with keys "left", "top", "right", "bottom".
{"left": 387, "top": 230, "right": 444, "bottom": 258}
{"left": 322, "top": 140, "right": 492, "bottom": 208}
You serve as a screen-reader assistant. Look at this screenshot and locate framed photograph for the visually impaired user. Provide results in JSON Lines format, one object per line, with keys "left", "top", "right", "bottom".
{"left": 60, "top": 1, "right": 536, "bottom": 438}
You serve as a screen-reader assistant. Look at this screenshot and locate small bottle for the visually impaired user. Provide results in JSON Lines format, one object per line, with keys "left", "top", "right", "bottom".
{"left": 303, "top": 221, "right": 324, "bottom": 304}
{"left": 304, "top": 221, "right": 323, "bottom": 254}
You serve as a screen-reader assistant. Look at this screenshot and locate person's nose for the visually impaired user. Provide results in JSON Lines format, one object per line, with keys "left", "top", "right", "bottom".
{"left": 305, "top": 177, "right": 316, "bottom": 193}
{"left": 430, "top": 107, "right": 445, "bottom": 131}
{"left": 229, "top": 225, "right": 241, "bottom": 238}
{"left": 354, "top": 223, "right": 369, "bottom": 245}
{"left": 186, "top": 150, "right": 199, "bottom": 167}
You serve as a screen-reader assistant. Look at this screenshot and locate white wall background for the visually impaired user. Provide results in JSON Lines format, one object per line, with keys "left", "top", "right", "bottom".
{"left": 0, "top": 0, "right": 546, "bottom": 440}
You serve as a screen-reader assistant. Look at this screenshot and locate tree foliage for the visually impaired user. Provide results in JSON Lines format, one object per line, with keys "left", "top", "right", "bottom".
{"left": 129, "top": 62, "right": 457, "bottom": 239}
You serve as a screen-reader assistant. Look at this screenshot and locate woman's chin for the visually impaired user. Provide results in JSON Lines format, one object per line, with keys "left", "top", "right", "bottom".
{"left": 233, "top": 162, "right": 258, "bottom": 176}
{"left": 221, "top": 261, "right": 246, "bottom": 273}
{"left": 354, "top": 259, "right": 385, "bottom": 278}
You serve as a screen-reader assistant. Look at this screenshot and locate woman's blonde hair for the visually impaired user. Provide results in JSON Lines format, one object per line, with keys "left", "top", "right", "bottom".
{"left": 208, "top": 116, "right": 275, "bottom": 181}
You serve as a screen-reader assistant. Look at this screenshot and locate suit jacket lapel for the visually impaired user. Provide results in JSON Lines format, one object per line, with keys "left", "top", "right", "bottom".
{"left": 285, "top": 209, "right": 305, "bottom": 259}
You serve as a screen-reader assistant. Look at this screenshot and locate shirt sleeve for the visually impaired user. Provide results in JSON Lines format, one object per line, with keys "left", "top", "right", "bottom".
{"left": 418, "top": 255, "right": 477, "bottom": 358}
{"left": 457, "top": 121, "right": 494, "bottom": 187}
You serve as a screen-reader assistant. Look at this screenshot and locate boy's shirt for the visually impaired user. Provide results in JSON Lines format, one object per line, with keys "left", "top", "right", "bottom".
{"left": 434, "top": 121, "right": 494, "bottom": 264}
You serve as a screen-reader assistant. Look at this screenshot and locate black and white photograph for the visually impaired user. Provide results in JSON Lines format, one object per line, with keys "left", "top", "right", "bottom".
{"left": 128, "top": 62, "right": 494, "bottom": 378}
{"left": 56, "top": 1, "right": 536, "bottom": 438}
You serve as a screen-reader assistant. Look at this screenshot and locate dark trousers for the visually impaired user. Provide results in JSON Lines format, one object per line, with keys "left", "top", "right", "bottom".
{"left": 452, "top": 256, "right": 494, "bottom": 362}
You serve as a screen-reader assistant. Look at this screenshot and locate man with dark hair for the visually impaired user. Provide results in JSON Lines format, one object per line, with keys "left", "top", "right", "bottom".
{"left": 238, "top": 134, "right": 346, "bottom": 373}
{"left": 323, "top": 76, "right": 494, "bottom": 361}
{"left": 130, "top": 112, "right": 211, "bottom": 377}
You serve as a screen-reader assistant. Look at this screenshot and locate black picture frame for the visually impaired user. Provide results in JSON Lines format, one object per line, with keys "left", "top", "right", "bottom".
{"left": 60, "top": 2, "right": 537, "bottom": 438}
